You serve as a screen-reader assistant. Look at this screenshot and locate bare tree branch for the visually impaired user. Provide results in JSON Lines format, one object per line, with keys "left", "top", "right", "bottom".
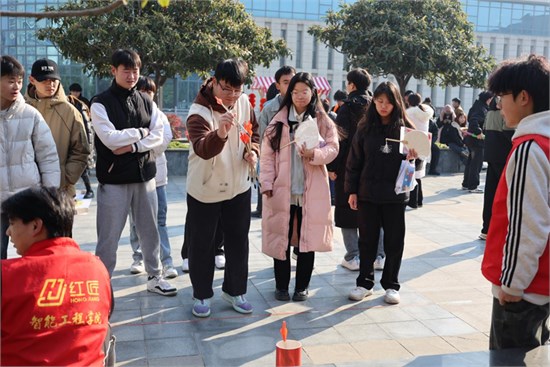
{"left": 0, "top": 0, "right": 127, "bottom": 19}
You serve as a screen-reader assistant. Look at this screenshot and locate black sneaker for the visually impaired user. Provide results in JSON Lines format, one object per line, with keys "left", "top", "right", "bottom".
{"left": 292, "top": 289, "right": 308, "bottom": 302}
{"left": 275, "top": 289, "right": 290, "bottom": 301}
{"left": 84, "top": 190, "right": 94, "bottom": 199}
{"left": 251, "top": 210, "right": 262, "bottom": 218}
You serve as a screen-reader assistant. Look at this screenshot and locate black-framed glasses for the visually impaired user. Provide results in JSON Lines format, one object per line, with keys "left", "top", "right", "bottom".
{"left": 495, "top": 92, "right": 512, "bottom": 104}
{"left": 217, "top": 81, "right": 244, "bottom": 96}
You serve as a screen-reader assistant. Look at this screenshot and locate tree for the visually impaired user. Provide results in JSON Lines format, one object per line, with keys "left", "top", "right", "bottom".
{"left": 0, "top": 0, "right": 127, "bottom": 19}
{"left": 309, "top": 0, "right": 495, "bottom": 95}
{"left": 37, "top": 0, "right": 289, "bottom": 104}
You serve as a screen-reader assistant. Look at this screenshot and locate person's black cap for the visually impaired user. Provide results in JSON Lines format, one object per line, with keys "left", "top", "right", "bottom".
{"left": 31, "top": 59, "right": 60, "bottom": 82}
{"left": 69, "top": 83, "right": 82, "bottom": 92}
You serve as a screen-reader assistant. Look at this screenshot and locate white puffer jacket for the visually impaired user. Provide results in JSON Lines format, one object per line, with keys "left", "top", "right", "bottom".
{"left": 152, "top": 109, "right": 172, "bottom": 187}
{"left": 0, "top": 93, "right": 60, "bottom": 204}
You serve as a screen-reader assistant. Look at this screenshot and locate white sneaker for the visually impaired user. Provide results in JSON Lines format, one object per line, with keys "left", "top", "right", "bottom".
{"left": 182, "top": 258, "right": 189, "bottom": 273}
{"left": 384, "top": 289, "right": 400, "bottom": 304}
{"left": 374, "top": 256, "right": 385, "bottom": 271}
{"left": 215, "top": 254, "right": 226, "bottom": 269}
{"left": 163, "top": 265, "right": 178, "bottom": 279}
{"left": 147, "top": 276, "right": 177, "bottom": 296}
{"left": 478, "top": 233, "right": 487, "bottom": 240}
{"left": 130, "top": 260, "right": 144, "bottom": 274}
{"left": 348, "top": 286, "right": 373, "bottom": 301}
{"left": 341, "top": 256, "right": 360, "bottom": 271}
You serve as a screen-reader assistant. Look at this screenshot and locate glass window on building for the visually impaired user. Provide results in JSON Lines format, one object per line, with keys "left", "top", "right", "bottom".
{"left": 293, "top": 0, "right": 306, "bottom": 16}
{"left": 280, "top": 28, "right": 287, "bottom": 67}
{"left": 266, "top": 0, "right": 280, "bottom": 17}
{"left": 296, "top": 30, "right": 303, "bottom": 68}
{"left": 327, "top": 47, "right": 333, "bottom": 70}
{"left": 312, "top": 35, "right": 318, "bottom": 69}
{"left": 430, "top": 86, "right": 438, "bottom": 107}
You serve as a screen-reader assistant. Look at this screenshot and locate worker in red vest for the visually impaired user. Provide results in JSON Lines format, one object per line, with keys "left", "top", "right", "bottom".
{"left": 1, "top": 187, "right": 113, "bottom": 366}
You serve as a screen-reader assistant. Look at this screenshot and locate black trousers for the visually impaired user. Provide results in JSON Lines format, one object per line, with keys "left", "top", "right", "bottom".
{"left": 356, "top": 201, "right": 405, "bottom": 291}
{"left": 186, "top": 190, "right": 251, "bottom": 300}
{"left": 274, "top": 205, "right": 315, "bottom": 292}
{"left": 181, "top": 214, "right": 224, "bottom": 260}
{"left": 428, "top": 143, "right": 440, "bottom": 173}
{"left": 408, "top": 179, "right": 423, "bottom": 208}
{"left": 490, "top": 298, "right": 550, "bottom": 350}
{"left": 462, "top": 145, "right": 484, "bottom": 190}
{"left": 482, "top": 162, "right": 506, "bottom": 234}
{"left": 255, "top": 186, "right": 262, "bottom": 213}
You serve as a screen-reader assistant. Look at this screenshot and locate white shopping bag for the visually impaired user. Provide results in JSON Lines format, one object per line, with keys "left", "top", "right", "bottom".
{"left": 395, "top": 160, "right": 417, "bottom": 194}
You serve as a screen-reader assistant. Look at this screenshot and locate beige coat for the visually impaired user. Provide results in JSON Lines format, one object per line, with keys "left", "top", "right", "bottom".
{"left": 260, "top": 107, "right": 339, "bottom": 260}
{"left": 25, "top": 84, "right": 90, "bottom": 197}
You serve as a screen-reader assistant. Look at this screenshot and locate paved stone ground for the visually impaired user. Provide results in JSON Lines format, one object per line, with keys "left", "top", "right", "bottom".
{"left": 8, "top": 171, "right": 545, "bottom": 366}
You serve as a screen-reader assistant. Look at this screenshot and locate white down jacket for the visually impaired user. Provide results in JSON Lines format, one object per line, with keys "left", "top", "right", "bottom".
{"left": 0, "top": 93, "right": 60, "bottom": 204}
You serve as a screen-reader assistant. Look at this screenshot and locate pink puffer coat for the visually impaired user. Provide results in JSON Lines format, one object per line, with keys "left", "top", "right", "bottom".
{"left": 260, "top": 107, "right": 339, "bottom": 260}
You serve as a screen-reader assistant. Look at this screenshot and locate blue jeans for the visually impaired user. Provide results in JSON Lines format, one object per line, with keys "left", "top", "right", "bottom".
{"left": 341, "top": 228, "right": 359, "bottom": 261}
{"left": 130, "top": 185, "right": 173, "bottom": 267}
{"left": 448, "top": 143, "right": 468, "bottom": 165}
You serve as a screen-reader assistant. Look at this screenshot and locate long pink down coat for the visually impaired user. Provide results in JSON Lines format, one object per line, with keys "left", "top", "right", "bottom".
{"left": 260, "top": 107, "right": 339, "bottom": 261}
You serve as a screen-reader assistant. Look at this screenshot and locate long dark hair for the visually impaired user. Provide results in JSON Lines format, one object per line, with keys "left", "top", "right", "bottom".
{"left": 266, "top": 72, "right": 326, "bottom": 151}
{"left": 358, "top": 81, "right": 414, "bottom": 136}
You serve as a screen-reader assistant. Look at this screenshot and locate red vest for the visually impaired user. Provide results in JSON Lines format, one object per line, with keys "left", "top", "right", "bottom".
{"left": 482, "top": 134, "right": 550, "bottom": 296}
{"left": 1, "top": 238, "right": 112, "bottom": 366}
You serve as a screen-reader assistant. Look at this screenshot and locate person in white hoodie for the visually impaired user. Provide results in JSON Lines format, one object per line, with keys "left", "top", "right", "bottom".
{"left": 0, "top": 55, "right": 60, "bottom": 259}
{"left": 482, "top": 54, "right": 549, "bottom": 350}
{"left": 405, "top": 93, "right": 433, "bottom": 208}
{"left": 127, "top": 77, "right": 178, "bottom": 279}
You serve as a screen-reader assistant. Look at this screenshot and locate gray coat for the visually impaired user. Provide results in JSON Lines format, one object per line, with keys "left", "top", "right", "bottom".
{"left": 0, "top": 93, "right": 60, "bottom": 204}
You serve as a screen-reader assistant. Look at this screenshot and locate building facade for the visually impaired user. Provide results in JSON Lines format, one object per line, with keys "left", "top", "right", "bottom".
{"left": 1, "top": 0, "right": 549, "bottom": 112}
{"left": 245, "top": 0, "right": 550, "bottom": 111}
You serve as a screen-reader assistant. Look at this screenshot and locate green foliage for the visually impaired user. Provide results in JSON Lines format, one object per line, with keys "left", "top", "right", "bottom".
{"left": 167, "top": 140, "right": 189, "bottom": 150}
{"left": 309, "top": 0, "right": 495, "bottom": 94}
{"left": 37, "top": 0, "right": 289, "bottom": 89}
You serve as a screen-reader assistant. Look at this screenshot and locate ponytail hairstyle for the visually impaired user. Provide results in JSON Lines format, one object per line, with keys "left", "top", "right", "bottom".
{"left": 267, "top": 72, "right": 328, "bottom": 151}
{"left": 407, "top": 93, "right": 427, "bottom": 112}
{"left": 358, "top": 81, "right": 414, "bottom": 136}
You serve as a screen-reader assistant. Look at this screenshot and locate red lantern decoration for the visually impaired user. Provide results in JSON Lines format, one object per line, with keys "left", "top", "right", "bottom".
{"left": 260, "top": 97, "right": 267, "bottom": 111}
{"left": 248, "top": 93, "right": 256, "bottom": 108}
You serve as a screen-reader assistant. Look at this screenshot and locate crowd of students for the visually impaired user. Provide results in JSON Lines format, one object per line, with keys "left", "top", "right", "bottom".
{"left": 1, "top": 51, "right": 548, "bottom": 364}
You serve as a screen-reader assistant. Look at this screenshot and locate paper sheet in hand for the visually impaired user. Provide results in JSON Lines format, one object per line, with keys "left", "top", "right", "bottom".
{"left": 294, "top": 118, "right": 320, "bottom": 149}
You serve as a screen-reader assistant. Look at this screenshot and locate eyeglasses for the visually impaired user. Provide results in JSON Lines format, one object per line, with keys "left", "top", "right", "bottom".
{"left": 495, "top": 92, "right": 512, "bottom": 104}
{"left": 217, "top": 81, "right": 243, "bottom": 96}
{"left": 291, "top": 89, "right": 312, "bottom": 97}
